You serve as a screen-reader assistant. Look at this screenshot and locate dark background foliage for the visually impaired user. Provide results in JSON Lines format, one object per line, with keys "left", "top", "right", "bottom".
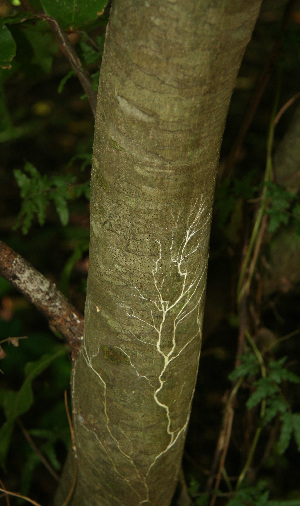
{"left": 0, "top": 0, "right": 299, "bottom": 504}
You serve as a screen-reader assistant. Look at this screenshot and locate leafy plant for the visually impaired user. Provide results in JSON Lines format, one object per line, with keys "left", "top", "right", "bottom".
{"left": 14, "top": 161, "right": 89, "bottom": 233}
{"left": 227, "top": 480, "right": 300, "bottom": 506}
{"left": 215, "top": 170, "right": 257, "bottom": 228}
{"left": 0, "top": 17, "right": 16, "bottom": 69}
{"left": 230, "top": 345, "right": 300, "bottom": 457}
{"left": 0, "top": 347, "right": 67, "bottom": 468}
{"left": 264, "top": 182, "right": 299, "bottom": 234}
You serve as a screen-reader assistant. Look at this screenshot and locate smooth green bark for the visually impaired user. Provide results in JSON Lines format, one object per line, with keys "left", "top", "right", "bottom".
{"left": 56, "top": 1, "right": 262, "bottom": 504}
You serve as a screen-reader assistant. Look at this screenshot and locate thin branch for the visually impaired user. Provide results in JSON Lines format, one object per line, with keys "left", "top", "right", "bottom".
{"left": 0, "top": 479, "right": 10, "bottom": 506}
{"left": 0, "top": 241, "right": 83, "bottom": 358}
{"left": 17, "top": 2, "right": 97, "bottom": 117}
{"left": 0, "top": 487, "right": 41, "bottom": 506}
{"left": 39, "top": 14, "right": 97, "bottom": 118}
{"left": 17, "top": 419, "right": 60, "bottom": 482}
{"left": 235, "top": 332, "right": 267, "bottom": 490}
{"left": 206, "top": 378, "right": 243, "bottom": 501}
{"left": 274, "top": 91, "right": 300, "bottom": 126}
{"left": 209, "top": 403, "right": 234, "bottom": 506}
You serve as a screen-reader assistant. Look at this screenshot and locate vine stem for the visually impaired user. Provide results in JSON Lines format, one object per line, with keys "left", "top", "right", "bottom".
{"left": 235, "top": 332, "right": 266, "bottom": 490}
{"left": 237, "top": 75, "right": 281, "bottom": 305}
{"left": 222, "top": 0, "right": 297, "bottom": 179}
{"left": 207, "top": 377, "right": 243, "bottom": 504}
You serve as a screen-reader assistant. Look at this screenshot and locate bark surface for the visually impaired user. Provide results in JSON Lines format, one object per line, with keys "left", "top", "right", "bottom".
{"left": 55, "top": 1, "right": 262, "bottom": 505}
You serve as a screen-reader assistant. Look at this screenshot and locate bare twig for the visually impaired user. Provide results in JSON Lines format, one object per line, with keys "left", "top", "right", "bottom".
{"left": 0, "top": 241, "right": 83, "bottom": 358}
{"left": 17, "top": 419, "right": 60, "bottom": 482}
{"left": 16, "top": 2, "right": 97, "bottom": 117}
{"left": 0, "top": 487, "right": 42, "bottom": 506}
{"left": 0, "top": 479, "right": 10, "bottom": 506}
{"left": 39, "top": 14, "right": 97, "bottom": 117}
{"left": 274, "top": 91, "right": 300, "bottom": 126}
{"left": 206, "top": 379, "right": 243, "bottom": 503}
{"left": 209, "top": 404, "right": 234, "bottom": 506}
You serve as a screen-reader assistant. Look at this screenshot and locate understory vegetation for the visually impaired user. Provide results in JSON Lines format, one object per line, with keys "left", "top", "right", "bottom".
{"left": 0, "top": 0, "right": 300, "bottom": 504}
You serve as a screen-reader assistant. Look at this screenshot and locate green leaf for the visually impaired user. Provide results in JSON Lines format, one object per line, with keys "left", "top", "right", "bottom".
{"left": 51, "top": 192, "right": 69, "bottom": 226}
{"left": 229, "top": 352, "right": 260, "bottom": 381}
{"left": 227, "top": 483, "right": 270, "bottom": 506}
{"left": 293, "top": 203, "right": 300, "bottom": 221}
{"left": 28, "top": 428, "right": 55, "bottom": 438}
{"left": 268, "top": 357, "right": 300, "bottom": 384}
{"left": 0, "top": 388, "right": 18, "bottom": 420}
{"left": 269, "top": 501, "right": 300, "bottom": 506}
{"left": 26, "top": 22, "right": 58, "bottom": 73}
{"left": 0, "top": 389, "right": 19, "bottom": 466}
{"left": 58, "top": 69, "right": 76, "bottom": 93}
{"left": 41, "top": 0, "right": 109, "bottom": 30}
{"left": 195, "top": 495, "right": 210, "bottom": 506}
{"left": 214, "top": 177, "right": 235, "bottom": 226}
{"left": 246, "top": 377, "right": 278, "bottom": 409}
{"left": 292, "top": 413, "right": 300, "bottom": 451}
{"left": 43, "top": 441, "right": 61, "bottom": 471}
{"left": 72, "top": 180, "right": 90, "bottom": 199}
{"left": 14, "top": 162, "right": 81, "bottom": 233}
{"left": 188, "top": 476, "right": 200, "bottom": 496}
{"left": 0, "top": 420, "right": 15, "bottom": 468}
{"left": 9, "top": 21, "right": 58, "bottom": 76}
{"left": 2, "top": 12, "right": 34, "bottom": 26}
{"left": 20, "top": 452, "right": 40, "bottom": 496}
{"left": 278, "top": 412, "right": 293, "bottom": 454}
{"left": 265, "top": 182, "right": 297, "bottom": 234}
{"left": 60, "top": 240, "right": 89, "bottom": 295}
{"left": 0, "top": 277, "right": 13, "bottom": 297}
{"left": 0, "top": 18, "right": 16, "bottom": 69}
{"left": 262, "top": 396, "right": 288, "bottom": 426}
{"left": 14, "top": 350, "right": 66, "bottom": 418}
{"left": 68, "top": 152, "right": 92, "bottom": 172}
{"left": 14, "top": 162, "right": 48, "bottom": 233}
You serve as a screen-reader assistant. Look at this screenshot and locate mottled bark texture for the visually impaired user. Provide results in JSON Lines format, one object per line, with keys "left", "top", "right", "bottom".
{"left": 55, "top": 1, "right": 262, "bottom": 504}
{"left": 0, "top": 241, "right": 83, "bottom": 357}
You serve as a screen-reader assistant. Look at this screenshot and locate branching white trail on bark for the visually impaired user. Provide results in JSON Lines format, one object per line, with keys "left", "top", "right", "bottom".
{"left": 78, "top": 197, "right": 211, "bottom": 504}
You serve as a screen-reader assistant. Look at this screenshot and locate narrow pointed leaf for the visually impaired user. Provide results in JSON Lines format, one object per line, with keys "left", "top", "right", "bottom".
{"left": 41, "top": 0, "right": 109, "bottom": 29}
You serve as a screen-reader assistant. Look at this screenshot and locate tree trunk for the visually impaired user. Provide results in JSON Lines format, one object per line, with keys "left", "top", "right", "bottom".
{"left": 55, "top": 1, "right": 262, "bottom": 504}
